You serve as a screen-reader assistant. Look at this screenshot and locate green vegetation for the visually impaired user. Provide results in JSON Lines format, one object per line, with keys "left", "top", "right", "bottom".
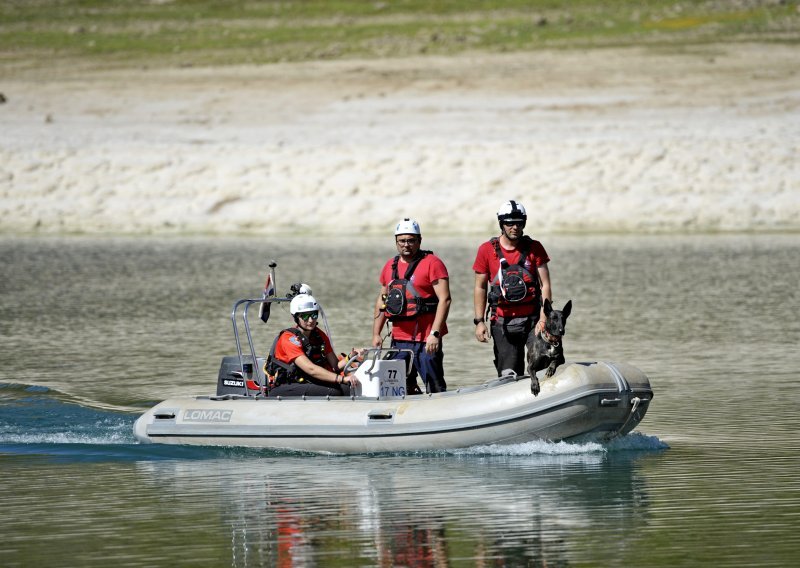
{"left": 1, "top": 0, "right": 798, "bottom": 69}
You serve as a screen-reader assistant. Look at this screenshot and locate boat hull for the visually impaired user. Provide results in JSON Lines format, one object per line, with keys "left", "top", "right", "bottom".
{"left": 133, "top": 361, "right": 652, "bottom": 453}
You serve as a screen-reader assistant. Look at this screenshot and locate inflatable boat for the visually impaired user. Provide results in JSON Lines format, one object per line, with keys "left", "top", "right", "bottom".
{"left": 134, "top": 358, "right": 652, "bottom": 453}
{"left": 133, "top": 278, "right": 653, "bottom": 453}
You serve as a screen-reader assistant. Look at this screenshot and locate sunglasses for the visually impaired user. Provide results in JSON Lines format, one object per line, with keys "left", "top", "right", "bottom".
{"left": 297, "top": 311, "right": 319, "bottom": 321}
{"left": 502, "top": 221, "right": 525, "bottom": 227}
{"left": 396, "top": 238, "right": 419, "bottom": 245}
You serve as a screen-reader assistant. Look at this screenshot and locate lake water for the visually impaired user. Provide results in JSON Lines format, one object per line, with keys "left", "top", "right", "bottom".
{"left": 1, "top": 234, "right": 798, "bottom": 567}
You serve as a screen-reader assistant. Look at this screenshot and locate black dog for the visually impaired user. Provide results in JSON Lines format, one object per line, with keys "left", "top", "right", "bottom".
{"left": 527, "top": 299, "right": 572, "bottom": 395}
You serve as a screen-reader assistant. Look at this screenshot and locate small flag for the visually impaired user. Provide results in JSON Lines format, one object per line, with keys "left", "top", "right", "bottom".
{"left": 258, "top": 272, "right": 275, "bottom": 323}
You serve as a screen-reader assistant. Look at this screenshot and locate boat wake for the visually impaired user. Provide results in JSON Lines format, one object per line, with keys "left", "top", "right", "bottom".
{"left": 0, "top": 382, "right": 136, "bottom": 443}
{"left": 451, "top": 432, "right": 668, "bottom": 458}
{"left": 0, "top": 382, "right": 217, "bottom": 461}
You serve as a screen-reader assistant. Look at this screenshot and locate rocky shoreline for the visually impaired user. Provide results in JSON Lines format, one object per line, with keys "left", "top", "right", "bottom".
{"left": 1, "top": 43, "right": 798, "bottom": 235}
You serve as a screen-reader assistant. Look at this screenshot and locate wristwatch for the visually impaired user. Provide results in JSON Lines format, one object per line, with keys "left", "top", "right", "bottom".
{"left": 430, "top": 330, "right": 440, "bottom": 338}
{"left": 473, "top": 318, "right": 484, "bottom": 325}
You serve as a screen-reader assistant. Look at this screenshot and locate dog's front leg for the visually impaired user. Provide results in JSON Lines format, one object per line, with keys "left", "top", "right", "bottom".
{"left": 530, "top": 374, "right": 540, "bottom": 396}
{"left": 545, "top": 351, "right": 565, "bottom": 378}
{"left": 527, "top": 355, "right": 541, "bottom": 396}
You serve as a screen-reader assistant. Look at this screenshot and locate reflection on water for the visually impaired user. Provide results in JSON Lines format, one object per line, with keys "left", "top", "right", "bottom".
{"left": 1, "top": 234, "right": 800, "bottom": 566}
{"left": 134, "top": 450, "right": 651, "bottom": 567}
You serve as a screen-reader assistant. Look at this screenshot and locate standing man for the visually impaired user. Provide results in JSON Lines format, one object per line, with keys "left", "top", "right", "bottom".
{"left": 473, "top": 200, "right": 552, "bottom": 378}
{"left": 372, "top": 218, "right": 451, "bottom": 394}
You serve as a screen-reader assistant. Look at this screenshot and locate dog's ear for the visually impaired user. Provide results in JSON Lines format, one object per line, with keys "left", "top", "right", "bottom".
{"left": 562, "top": 300, "right": 572, "bottom": 318}
{"left": 543, "top": 298, "right": 552, "bottom": 316}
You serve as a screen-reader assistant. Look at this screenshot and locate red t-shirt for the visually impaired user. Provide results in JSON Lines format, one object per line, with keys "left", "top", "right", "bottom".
{"left": 379, "top": 253, "right": 449, "bottom": 341}
{"left": 274, "top": 328, "right": 334, "bottom": 371}
{"left": 472, "top": 237, "right": 550, "bottom": 318}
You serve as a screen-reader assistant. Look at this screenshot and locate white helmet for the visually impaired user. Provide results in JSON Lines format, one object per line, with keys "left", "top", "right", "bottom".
{"left": 289, "top": 294, "right": 319, "bottom": 315}
{"left": 497, "top": 200, "right": 527, "bottom": 224}
{"left": 394, "top": 218, "right": 421, "bottom": 236}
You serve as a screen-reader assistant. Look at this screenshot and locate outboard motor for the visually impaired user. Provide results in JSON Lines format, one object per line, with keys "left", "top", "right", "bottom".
{"left": 216, "top": 356, "right": 264, "bottom": 396}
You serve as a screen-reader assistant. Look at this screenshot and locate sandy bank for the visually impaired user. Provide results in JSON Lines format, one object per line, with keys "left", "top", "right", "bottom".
{"left": 1, "top": 43, "right": 798, "bottom": 235}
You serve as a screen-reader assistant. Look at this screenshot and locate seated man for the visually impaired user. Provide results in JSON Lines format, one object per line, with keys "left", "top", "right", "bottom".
{"left": 267, "top": 293, "right": 360, "bottom": 397}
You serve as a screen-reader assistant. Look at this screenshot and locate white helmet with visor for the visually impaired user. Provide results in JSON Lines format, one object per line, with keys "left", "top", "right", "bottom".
{"left": 497, "top": 200, "right": 527, "bottom": 227}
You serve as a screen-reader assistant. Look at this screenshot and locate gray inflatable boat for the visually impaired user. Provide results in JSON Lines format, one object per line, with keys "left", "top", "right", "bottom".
{"left": 133, "top": 288, "right": 653, "bottom": 453}
{"left": 134, "top": 357, "right": 652, "bottom": 453}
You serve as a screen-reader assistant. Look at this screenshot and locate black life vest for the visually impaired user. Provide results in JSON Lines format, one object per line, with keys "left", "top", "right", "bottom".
{"left": 265, "top": 328, "right": 331, "bottom": 386}
{"left": 383, "top": 251, "right": 439, "bottom": 321}
{"left": 488, "top": 236, "right": 540, "bottom": 308}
